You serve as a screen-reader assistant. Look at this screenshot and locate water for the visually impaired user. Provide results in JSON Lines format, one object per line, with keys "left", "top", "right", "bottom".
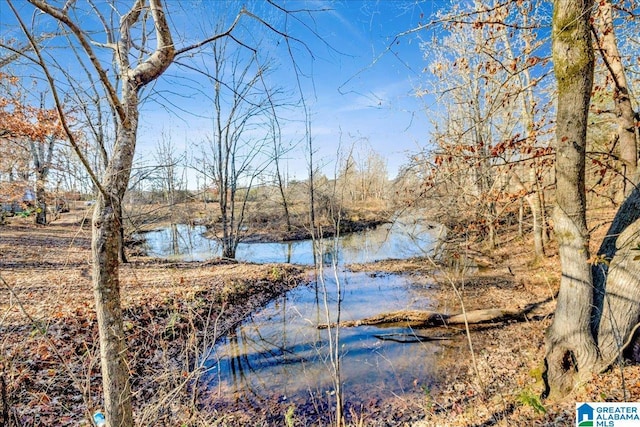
{"left": 141, "top": 217, "right": 439, "bottom": 265}
{"left": 205, "top": 271, "right": 441, "bottom": 408}
{"left": 140, "top": 216, "right": 447, "bottom": 415}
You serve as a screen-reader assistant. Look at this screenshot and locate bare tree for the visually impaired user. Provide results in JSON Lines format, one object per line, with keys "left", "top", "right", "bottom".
{"left": 543, "top": 0, "right": 640, "bottom": 397}
{"left": 199, "top": 33, "right": 282, "bottom": 258}
{"left": 7, "top": 0, "right": 180, "bottom": 423}
{"left": 543, "top": 0, "right": 598, "bottom": 397}
{"left": 413, "top": 1, "right": 555, "bottom": 255}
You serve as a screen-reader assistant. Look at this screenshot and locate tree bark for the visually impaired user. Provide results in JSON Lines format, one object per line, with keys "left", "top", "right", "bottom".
{"left": 596, "top": 217, "right": 640, "bottom": 366}
{"left": 92, "top": 193, "right": 133, "bottom": 426}
{"left": 34, "top": 176, "right": 47, "bottom": 225}
{"left": 544, "top": 0, "right": 598, "bottom": 398}
{"left": 29, "top": 136, "right": 55, "bottom": 225}
{"left": 594, "top": 0, "right": 638, "bottom": 192}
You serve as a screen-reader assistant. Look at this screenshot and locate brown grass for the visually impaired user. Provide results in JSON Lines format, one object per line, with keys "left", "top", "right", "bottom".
{"left": 0, "top": 213, "right": 308, "bottom": 426}
{"left": 1, "top": 205, "right": 639, "bottom": 426}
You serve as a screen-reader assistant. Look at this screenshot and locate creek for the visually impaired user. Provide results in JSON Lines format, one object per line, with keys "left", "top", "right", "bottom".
{"left": 141, "top": 217, "right": 452, "bottom": 417}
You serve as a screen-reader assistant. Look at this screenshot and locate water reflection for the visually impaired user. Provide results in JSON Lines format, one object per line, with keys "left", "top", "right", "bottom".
{"left": 206, "top": 271, "right": 441, "bottom": 406}
{"left": 141, "top": 216, "right": 446, "bottom": 414}
{"left": 142, "top": 216, "right": 439, "bottom": 264}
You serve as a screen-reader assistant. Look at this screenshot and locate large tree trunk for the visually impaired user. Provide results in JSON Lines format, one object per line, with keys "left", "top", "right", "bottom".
{"left": 591, "top": 186, "right": 640, "bottom": 367}
{"left": 596, "top": 217, "right": 640, "bottom": 365}
{"left": 543, "top": 0, "right": 598, "bottom": 398}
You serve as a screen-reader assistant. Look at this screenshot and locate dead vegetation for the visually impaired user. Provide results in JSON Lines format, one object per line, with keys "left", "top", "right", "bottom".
{"left": 1, "top": 205, "right": 639, "bottom": 426}
{"left": 0, "top": 214, "right": 308, "bottom": 426}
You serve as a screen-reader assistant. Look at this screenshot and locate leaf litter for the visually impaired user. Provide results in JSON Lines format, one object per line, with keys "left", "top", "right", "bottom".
{"left": 1, "top": 214, "right": 639, "bottom": 426}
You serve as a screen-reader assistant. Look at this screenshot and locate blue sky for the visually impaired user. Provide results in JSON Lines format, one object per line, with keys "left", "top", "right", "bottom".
{"left": 1, "top": 0, "right": 449, "bottom": 185}
{"left": 133, "top": 0, "right": 446, "bottom": 182}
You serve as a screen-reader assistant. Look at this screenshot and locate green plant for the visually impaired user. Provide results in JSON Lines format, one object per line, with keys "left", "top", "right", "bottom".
{"left": 165, "top": 312, "right": 181, "bottom": 336}
{"left": 516, "top": 389, "right": 546, "bottom": 414}
{"left": 421, "top": 384, "right": 434, "bottom": 412}
{"left": 270, "top": 266, "right": 282, "bottom": 281}
{"left": 285, "top": 405, "right": 296, "bottom": 427}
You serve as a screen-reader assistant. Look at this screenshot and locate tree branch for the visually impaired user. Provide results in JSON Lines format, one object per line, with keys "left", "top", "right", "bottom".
{"left": 7, "top": 0, "right": 107, "bottom": 198}
{"left": 26, "top": 0, "right": 126, "bottom": 124}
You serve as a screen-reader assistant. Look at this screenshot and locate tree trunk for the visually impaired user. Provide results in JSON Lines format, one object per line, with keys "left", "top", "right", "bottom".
{"left": 595, "top": 0, "right": 638, "bottom": 192}
{"left": 34, "top": 175, "right": 47, "bottom": 225}
{"left": 518, "top": 198, "right": 524, "bottom": 238}
{"left": 119, "top": 203, "right": 128, "bottom": 263}
{"left": 591, "top": 186, "right": 640, "bottom": 366}
{"left": 543, "top": 0, "right": 598, "bottom": 398}
{"left": 92, "top": 108, "right": 139, "bottom": 427}
{"left": 92, "top": 194, "right": 133, "bottom": 427}
{"left": 528, "top": 192, "right": 545, "bottom": 258}
{"left": 529, "top": 168, "right": 546, "bottom": 259}
{"left": 596, "top": 217, "right": 640, "bottom": 365}
{"left": 30, "top": 137, "right": 54, "bottom": 226}
{"left": 275, "top": 162, "right": 292, "bottom": 232}
{"left": 22, "top": 1, "right": 176, "bottom": 426}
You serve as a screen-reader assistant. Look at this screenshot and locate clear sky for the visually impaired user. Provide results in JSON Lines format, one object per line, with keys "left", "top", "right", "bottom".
{"left": 1, "top": 0, "right": 448, "bottom": 185}
{"left": 133, "top": 0, "right": 446, "bottom": 182}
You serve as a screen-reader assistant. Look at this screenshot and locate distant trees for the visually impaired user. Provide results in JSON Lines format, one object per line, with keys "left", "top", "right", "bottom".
{"left": 411, "top": 1, "right": 553, "bottom": 254}
{"left": 153, "top": 132, "right": 186, "bottom": 221}
{"left": 336, "top": 142, "right": 388, "bottom": 208}
{"left": 0, "top": 73, "right": 66, "bottom": 224}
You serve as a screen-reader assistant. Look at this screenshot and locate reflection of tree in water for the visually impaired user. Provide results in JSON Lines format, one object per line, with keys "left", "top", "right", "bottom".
{"left": 206, "top": 269, "right": 443, "bottom": 423}
{"left": 170, "top": 223, "right": 180, "bottom": 255}
{"left": 227, "top": 331, "right": 268, "bottom": 405}
{"left": 145, "top": 212, "right": 438, "bottom": 263}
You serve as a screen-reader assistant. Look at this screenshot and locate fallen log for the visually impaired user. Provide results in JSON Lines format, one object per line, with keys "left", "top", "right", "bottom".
{"left": 317, "top": 307, "right": 526, "bottom": 329}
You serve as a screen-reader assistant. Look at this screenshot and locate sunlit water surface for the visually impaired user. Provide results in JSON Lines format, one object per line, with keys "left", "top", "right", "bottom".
{"left": 141, "top": 217, "right": 448, "bottom": 409}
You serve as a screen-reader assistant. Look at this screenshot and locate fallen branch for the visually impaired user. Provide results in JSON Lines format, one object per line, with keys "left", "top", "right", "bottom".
{"left": 317, "top": 307, "right": 527, "bottom": 329}
{"left": 373, "top": 333, "right": 452, "bottom": 343}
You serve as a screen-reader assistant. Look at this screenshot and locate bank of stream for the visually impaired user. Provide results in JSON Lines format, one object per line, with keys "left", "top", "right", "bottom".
{"left": 140, "top": 216, "right": 461, "bottom": 424}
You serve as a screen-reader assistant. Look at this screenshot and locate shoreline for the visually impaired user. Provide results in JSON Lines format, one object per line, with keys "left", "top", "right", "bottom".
{"left": 2, "top": 213, "right": 639, "bottom": 426}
